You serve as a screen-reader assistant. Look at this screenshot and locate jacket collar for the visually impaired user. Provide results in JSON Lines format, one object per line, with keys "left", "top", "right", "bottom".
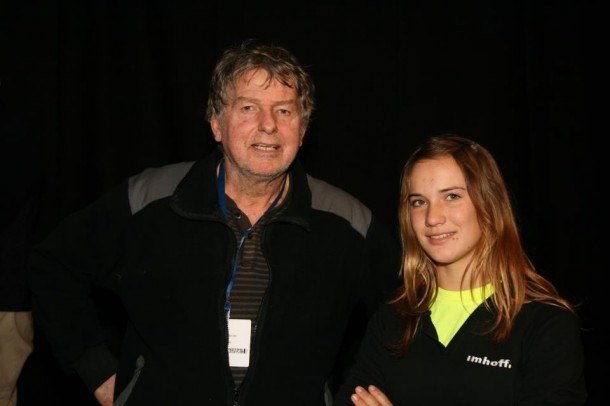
{"left": 169, "top": 146, "right": 311, "bottom": 227}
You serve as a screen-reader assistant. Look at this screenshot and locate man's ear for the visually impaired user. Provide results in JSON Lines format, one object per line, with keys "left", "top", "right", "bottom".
{"left": 211, "top": 114, "right": 222, "bottom": 142}
{"left": 299, "top": 128, "right": 307, "bottom": 147}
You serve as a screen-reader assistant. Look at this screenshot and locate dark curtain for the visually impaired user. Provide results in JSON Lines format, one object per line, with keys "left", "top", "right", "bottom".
{"left": 1, "top": 0, "right": 601, "bottom": 404}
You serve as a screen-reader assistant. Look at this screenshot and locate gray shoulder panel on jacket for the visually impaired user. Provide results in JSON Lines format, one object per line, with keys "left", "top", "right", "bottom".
{"left": 307, "top": 174, "right": 372, "bottom": 238}
{"left": 127, "top": 161, "right": 195, "bottom": 214}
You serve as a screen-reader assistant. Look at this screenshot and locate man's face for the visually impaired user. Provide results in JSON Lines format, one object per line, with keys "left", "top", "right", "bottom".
{"left": 211, "top": 69, "right": 305, "bottom": 182}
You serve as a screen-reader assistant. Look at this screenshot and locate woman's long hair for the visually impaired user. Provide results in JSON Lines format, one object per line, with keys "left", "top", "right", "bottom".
{"left": 391, "top": 134, "right": 574, "bottom": 356}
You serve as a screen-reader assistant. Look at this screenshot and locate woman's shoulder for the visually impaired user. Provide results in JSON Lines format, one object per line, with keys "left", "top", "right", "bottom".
{"left": 373, "top": 301, "right": 402, "bottom": 318}
{"left": 369, "top": 302, "right": 408, "bottom": 336}
{"left": 518, "top": 301, "right": 581, "bottom": 332}
{"left": 521, "top": 300, "right": 577, "bottom": 316}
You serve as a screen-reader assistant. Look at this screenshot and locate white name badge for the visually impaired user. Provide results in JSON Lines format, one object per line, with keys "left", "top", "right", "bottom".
{"left": 227, "top": 319, "right": 251, "bottom": 367}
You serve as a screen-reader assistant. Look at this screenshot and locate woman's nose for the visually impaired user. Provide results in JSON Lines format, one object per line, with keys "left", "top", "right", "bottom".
{"left": 425, "top": 203, "right": 446, "bottom": 227}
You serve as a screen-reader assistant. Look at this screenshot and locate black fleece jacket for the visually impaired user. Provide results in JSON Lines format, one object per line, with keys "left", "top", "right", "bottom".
{"left": 28, "top": 148, "right": 401, "bottom": 405}
{"left": 334, "top": 301, "right": 587, "bottom": 405}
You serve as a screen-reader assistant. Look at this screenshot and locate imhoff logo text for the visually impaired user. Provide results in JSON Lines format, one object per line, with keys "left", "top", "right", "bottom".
{"left": 466, "top": 355, "right": 512, "bottom": 369}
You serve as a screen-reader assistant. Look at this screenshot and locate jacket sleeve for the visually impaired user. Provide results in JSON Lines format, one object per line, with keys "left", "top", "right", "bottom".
{"left": 333, "top": 303, "right": 397, "bottom": 405}
{"left": 361, "top": 215, "right": 402, "bottom": 315}
{"left": 518, "top": 305, "right": 587, "bottom": 405}
{"left": 329, "top": 215, "right": 402, "bottom": 394}
{"left": 27, "top": 179, "right": 132, "bottom": 393}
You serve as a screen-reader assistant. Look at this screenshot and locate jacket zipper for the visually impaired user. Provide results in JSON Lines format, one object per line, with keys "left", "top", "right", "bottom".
{"left": 233, "top": 223, "right": 275, "bottom": 405}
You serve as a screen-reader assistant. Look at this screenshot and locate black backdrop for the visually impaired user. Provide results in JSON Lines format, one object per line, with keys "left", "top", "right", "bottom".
{"left": 1, "top": 1, "right": 603, "bottom": 404}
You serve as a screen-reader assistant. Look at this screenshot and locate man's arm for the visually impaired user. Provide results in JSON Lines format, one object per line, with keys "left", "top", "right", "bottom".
{"left": 28, "top": 180, "right": 130, "bottom": 393}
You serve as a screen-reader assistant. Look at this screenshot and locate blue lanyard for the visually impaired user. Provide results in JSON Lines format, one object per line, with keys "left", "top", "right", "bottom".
{"left": 217, "top": 160, "right": 286, "bottom": 318}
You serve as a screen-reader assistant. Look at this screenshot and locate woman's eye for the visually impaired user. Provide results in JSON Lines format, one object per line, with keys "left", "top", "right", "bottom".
{"left": 447, "top": 193, "right": 460, "bottom": 201}
{"left": 410, "top": 199, "right": 425, "bottom": 207}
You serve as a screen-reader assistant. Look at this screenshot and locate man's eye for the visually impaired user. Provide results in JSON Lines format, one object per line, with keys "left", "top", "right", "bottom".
{"left": 278, "top": 109, "right": 290, "bottom": 115}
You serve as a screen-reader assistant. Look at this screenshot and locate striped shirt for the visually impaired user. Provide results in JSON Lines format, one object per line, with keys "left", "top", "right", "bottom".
{"left": 224, "top": 191, "right": 289, "bottom": 388}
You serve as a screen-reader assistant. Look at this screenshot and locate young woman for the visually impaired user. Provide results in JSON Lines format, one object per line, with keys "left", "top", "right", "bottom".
{"left": 334, "top": 134, "right": 586, "bottom": 405}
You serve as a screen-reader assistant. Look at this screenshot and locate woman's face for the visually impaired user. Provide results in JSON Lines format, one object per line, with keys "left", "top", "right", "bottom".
{"left": 407, "top": 155, "right": 482, "bottom": 278}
